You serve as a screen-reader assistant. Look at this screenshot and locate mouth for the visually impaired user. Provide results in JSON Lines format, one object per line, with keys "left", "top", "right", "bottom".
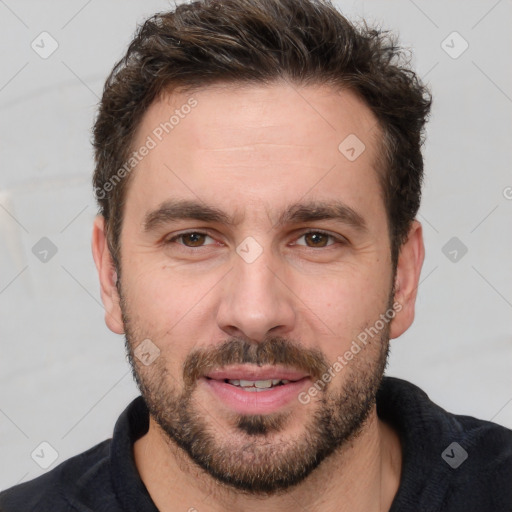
{"left": 201, "top": 365, "right": 311, "bottom": 414}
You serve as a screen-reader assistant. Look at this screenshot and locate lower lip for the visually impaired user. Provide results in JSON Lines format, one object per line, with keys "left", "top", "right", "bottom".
{"left": 202, "top": 377, "right": 310, "bottom": 415}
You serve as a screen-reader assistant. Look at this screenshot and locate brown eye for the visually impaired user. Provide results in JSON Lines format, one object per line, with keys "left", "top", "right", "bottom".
{"left": 295, "top": 231, "right": 338, "bottom": 248}
{"left": 303, "top": 232, "right": 330, "bottom": 247}
{"left": 166, "top": 232, "right": 214, "bottom": 247}
{"left": 180, "top": 232, "right": 208, "bottom": 247}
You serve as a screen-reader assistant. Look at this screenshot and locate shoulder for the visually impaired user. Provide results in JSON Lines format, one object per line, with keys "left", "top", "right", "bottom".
{"left": 0, "top": 439, "right": 114, "bottom": 512}
{"left": 378, "top": 376, "right": 512, "bottom": 451}
{"left": 440, "top": 409, "right": 512, "bottom": 510}
{"left": 379, "top": 377, "right": 512, "bottom": 511}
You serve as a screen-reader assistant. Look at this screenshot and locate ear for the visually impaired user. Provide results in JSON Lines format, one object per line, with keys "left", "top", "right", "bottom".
{"left": 91, "top": 215, "right": 125, "bottom": 334}
{"left": 389, "top": 220, "right": 425, "bottom": 339}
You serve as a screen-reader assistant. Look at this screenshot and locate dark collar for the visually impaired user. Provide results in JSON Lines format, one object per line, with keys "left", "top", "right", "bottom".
{"left": 110, "top": 395, "right": 158, "bottom": 512}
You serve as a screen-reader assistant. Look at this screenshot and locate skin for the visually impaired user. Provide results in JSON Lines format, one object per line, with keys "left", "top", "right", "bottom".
{"left": 92, "top": 82, "right": 424, "bottom": 512}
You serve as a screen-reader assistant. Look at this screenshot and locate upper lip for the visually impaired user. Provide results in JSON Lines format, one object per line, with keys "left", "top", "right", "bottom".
{"left": 204, "top": 365, "right": 309, "bottom": 382}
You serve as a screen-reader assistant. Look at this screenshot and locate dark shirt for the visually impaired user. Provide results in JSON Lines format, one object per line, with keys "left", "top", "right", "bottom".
{"left": 1, "top": 376, "right": 511, "bottom": 511}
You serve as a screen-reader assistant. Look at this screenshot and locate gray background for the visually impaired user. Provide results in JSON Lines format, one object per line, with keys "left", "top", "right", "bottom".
{"left": 1, "top": 0, "right": 511, "bottom": 490}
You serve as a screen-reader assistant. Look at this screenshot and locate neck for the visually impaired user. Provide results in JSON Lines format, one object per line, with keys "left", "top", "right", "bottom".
{"left": 133, "top": 406, "right": 402, "bottom": 512}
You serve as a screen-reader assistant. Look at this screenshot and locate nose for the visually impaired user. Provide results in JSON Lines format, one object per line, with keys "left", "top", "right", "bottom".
{"left": 215, "top": 247, "right": 297, "bottom": 342}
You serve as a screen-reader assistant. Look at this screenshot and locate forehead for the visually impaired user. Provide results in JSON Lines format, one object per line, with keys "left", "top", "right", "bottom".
{"left": 126, "top": 82, "right": 384, "bottom": 225}
{"left": 139, "top": 82, "right": 379, "bottom": 155}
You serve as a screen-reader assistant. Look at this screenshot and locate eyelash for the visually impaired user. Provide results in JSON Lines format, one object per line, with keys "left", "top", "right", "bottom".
{"left": 164, "top": 229, "right": 346, "bottom": 249}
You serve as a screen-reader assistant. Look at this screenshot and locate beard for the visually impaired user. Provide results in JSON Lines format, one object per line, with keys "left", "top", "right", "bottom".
{"left": 121, "top": 290, "right": 392, "bottom": 496}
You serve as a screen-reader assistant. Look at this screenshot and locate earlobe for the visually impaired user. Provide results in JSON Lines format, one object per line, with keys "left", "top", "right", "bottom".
{"left": 389, "top": 220, "right": 425, "bottom": 339}
{"left": 91, "top": 215, "right": 125, "bottom": 334}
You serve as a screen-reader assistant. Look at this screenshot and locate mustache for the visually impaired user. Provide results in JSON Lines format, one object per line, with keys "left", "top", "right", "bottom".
{"left": 182, "top": 336, "right": 330, "bottom": 389}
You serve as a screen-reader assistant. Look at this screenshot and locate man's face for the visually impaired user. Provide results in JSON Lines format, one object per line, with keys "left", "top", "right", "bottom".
{"left": 114, "top": 83, "right": 397, "bottom": 493}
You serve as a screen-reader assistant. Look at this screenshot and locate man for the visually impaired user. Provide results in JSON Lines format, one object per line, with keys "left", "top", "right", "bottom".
{"left": 1, "top": 0, "right": 511, "bottom": 510}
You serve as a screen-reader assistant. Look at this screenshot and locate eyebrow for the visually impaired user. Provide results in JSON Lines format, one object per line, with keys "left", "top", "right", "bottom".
{"left": 275, "top": 200, "right": 367, "bottom": 233}
{"left": 143, "top": 199, "right": 238, "bottom": 232}
{"left": 143, "top": 198, "right": 367, "bottom": 233}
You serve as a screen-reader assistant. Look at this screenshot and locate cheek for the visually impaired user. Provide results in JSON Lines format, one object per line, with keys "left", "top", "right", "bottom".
{"left": 312, "top": 262, "right": 389, "bottom": 313}
{"left": 304, "top": 269, "right": 392, "bottom": 356}
{"left": 121, "top": 263, "right": 218, "bottom": 348}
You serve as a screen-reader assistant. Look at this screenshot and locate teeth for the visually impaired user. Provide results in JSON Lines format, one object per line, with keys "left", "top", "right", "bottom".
{"left": 241, "top": 379, "right": 272, "bottom": 388}
{"left": 255, "top": 380, "right": 273, "bottom": 388}
{"left": 226, "top": 379, "right": 290, "bottom": 389}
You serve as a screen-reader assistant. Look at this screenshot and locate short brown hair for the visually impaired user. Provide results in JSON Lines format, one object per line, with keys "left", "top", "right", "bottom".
{"left": 93, "top": 0, "right": 431, "bottom": 269}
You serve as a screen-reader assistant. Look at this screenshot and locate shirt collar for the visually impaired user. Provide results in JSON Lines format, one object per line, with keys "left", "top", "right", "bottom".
{"left": 110, "top": 395, "right": 159, "bottom": 512}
